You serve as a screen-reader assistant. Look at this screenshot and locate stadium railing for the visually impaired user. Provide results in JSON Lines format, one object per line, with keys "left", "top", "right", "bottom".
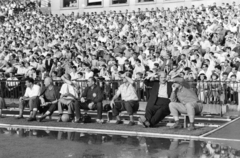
{"left": 1, "top": 80, "right": 239, "bottom": 116}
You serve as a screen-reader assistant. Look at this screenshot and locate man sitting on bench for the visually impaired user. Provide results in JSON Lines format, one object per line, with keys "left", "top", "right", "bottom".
{"left": 38, "top": 77, "right": 60, "bottom": 122}
{"left": 73, "top": 77, "right": 104, "bottom": 124}
{"left": 169, "top": 77, "right": 203, "bottom": 131}
{"left": 110, "top": 71, "right": 139, "bottom": 126}
{"left": 16, "top": 77, "right": 41, "bottom": 121}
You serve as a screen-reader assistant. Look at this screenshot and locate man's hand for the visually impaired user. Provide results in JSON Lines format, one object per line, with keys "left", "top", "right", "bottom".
{"left": 110, "top": 100, "right": 115, "bottom": 109}
{"left": 40, "top": 97, "right": 45, "bottom": 105}
{"left": 88, "top": 102, "right": 94, "bottom": 110}
{"left": 172, "top": 83, "right": 178, "bottom": 91}
{"left": 41, "top": 102, "right": 50, "bottom": 107}
{"left": 80, "top": 97, "right": 86, "bottom": 103}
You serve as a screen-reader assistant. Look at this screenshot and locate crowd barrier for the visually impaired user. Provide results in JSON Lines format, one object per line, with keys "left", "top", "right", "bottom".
{"left": 1, "top": 80, "right": 239, "bottom": 107}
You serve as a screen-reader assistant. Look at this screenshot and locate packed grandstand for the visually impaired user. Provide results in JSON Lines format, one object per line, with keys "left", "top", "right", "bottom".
{"left": 0, "top": 0, "right": 240, "bottom": 108}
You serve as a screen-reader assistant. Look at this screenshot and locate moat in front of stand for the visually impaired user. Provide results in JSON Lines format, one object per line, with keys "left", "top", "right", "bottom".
{"left": 0, "top": 127, "right": 239, "bottom": 158}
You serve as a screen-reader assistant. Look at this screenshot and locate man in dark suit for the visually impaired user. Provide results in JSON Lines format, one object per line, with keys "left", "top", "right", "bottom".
{"left": 139, "top": 71, "right": 172, "bottom": 127}
{"left": 45, "top": 54, "right": 54, "bottom": 72}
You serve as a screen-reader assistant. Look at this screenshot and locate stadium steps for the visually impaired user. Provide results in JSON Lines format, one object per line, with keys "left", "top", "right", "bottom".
{"left": 2, "top": 99, "right": 234, "bottom": 127}
{"left": 2, "top": 108, "right": 231, "bottom": 128}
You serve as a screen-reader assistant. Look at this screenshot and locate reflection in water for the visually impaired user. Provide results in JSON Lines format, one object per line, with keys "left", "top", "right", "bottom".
{"left": 0, "top": 127, "right": 240, "bottom": 158}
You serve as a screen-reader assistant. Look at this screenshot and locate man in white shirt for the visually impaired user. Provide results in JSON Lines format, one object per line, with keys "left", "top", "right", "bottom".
{"left": 16, "top": 77, "right": 41, "bottom": 121}
{"left": 110, "top": 72, "right": 139, "bottom": 126}
{"left": 84, "top": 66, "right": 94, "bottom": 80}
{"left": 57, "top": 74, "right": 79, "bottom": 122}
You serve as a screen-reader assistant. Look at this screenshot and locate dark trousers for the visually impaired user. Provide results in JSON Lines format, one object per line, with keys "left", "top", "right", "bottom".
{"left": 145, "top": 97, "right": 170, "bottom": 127}
{"left": 38, "top": 103, "right": 58, "bottom": 115}
{"left": 112, "top": 100, "right": 139, "bottom": 116}
{"left": 74, "top": 101, "right": 103, "bottom": 119}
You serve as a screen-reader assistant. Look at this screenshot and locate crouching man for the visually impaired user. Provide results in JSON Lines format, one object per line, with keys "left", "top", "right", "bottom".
{"left": 16, "top": 77, "right": 41, "bottom": 121}
{"left": 110, "top": 72, "right": 139, "bottom": 126}
{"left": 73, "top": 77, "right": 104, "bottom": 124}
{"left": 169, "top": 77, "right": 203, "bottom": 130}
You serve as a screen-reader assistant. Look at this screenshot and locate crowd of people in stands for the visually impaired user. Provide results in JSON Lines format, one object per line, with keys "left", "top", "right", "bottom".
{"left": 0, "top": 0, "right": 239, "bottom": 129}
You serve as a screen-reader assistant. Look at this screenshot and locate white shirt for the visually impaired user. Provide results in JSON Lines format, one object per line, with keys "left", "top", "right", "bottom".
{"left": 70, "top": 72, "right": 78, "bottom": 80}
{"left": 85, "top": 71, "right": 94, "bottom": 80}
{"left": 158, "top": 84, "right": 168, "bottom": 98}
{"left": 60, "top": 83, "right": 78, "bottom": 98}
{"left": 24, "top": 84, "right": 41, "bottom": 98}
{"left": 116, "top": 83, "right": 138, "bottom": 101}
{"left": 116, "top": 56, "right": 127, "bottom": 65}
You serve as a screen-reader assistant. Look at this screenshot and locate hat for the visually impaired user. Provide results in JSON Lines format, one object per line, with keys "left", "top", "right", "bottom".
{"left": 172, "top": 77, "right": 190, "bottom": 88}
{"left": 198, "top": 73, "right": 207, "bottom": 80}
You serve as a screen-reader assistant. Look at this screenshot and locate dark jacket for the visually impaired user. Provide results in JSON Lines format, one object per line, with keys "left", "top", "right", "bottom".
{"left": 146, "top": 82, "right": 172, "bottom": 108}
{"left": 82, "top": 85, "right": 103, "bottom": 103}
{"left": 45, "top": 59, "right": 54, "bottom": 72}
{"left": 40, "top": 85, "right": 60, "bottom": 101}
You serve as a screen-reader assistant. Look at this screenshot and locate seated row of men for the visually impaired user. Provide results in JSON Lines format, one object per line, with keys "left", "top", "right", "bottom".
{"left": 0, "top": 71, "right": 203, "bottom": 130}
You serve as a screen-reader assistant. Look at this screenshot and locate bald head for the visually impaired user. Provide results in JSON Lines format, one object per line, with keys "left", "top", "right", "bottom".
{"left": 159, "top": 71, "right": 167, "bottom": 84}
{"left": 44, "top": 77, "right": 53, "bottom": 87}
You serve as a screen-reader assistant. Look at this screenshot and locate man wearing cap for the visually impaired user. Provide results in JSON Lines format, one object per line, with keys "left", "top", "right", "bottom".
{"left": 169, "top": 77, "right": 203, "bottom": 130}
{"left": 110, "top": 71, "right": 139, "bottom": 126}
{"left": 139, "top": 71, "right": 172, "bottom": 127}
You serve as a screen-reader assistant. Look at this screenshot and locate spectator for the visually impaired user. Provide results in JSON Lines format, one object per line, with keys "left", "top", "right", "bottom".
{"left": 139, "top": 72, "right": 172, "bottom": 128}
{"left": 110, "top": 72, "right": 139, "bottom": 126}
{"left": 16, "top": 77, "right": 41, "bottom": 121}
{"left": 38, "top": 77, "right": 60, "bottom": 122}
{"left": 73, "top": 77, "right": 104, "bottom": 124}
{"left": 57, "top": 74, "right": 79, "bottom": 122}
{"left": 169, "top": 77, "right": 203, "bottom": 130}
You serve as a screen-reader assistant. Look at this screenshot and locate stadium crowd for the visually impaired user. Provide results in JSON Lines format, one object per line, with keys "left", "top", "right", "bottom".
{"left": 0, "top": 0, "right": 239, "bottom": 129}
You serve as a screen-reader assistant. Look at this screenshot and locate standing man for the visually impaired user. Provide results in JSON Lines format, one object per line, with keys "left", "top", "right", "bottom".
{"left": 169, "top": 77, "right": 203, "bottom": 130}
{"left": 45, "top": 54, "right": 53, "bottom": 72}
{"left": 139, "top": 72, "right": 172, "bottom": 127}
{"left": 73, "top": 77, "right": 104, "bottom": 124}
{"left": 16, "top": 77, "right": 41, "bottom": 121}
{"left": 38, "top": 77, "right": 59, "bottom": 122}
{"left": 110, "top": 72, "right": 139, "bottom": 126}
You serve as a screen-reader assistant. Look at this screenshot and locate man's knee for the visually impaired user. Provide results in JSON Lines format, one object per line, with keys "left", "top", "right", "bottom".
{"left": 185, "top": 103, "right": 195, "bottom": 115}
{"left": 169, "top": 102, "right": 177, "bottom": 109}
{"left": 185, "top": 103, "right": 194, "bottom": 110}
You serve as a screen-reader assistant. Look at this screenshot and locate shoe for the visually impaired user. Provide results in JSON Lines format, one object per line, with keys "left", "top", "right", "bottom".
{"left": 72, "top": 119, "right": 83, "bottom": 124}
{"left": 170, "top": 122, "right": 183, "bottom": 129}
{"left": 116, "top": 120, "right": 123, "bottom": 124}
{"left": 188, "top": 124, "right": 196, "bottom": 131}
{"left": 128, "top": 121, "right": 135, "bottom": 126}
{"left": 15, "top": 116, "right": 24, "bottom": 119}
{"left": 38, "top": 117, "right": 44, "bottom": 122}
{"left": 57, "top": 117, "right": 62, "bottom": 122}
{"left": 139, "top": 116, "right": 148, "bottom": 128}
{"left": 96, "top": 119, "right": 104, "bottom": 124}
{"left": 145, "top": 121, "right": 150, "bottom": 127}
{"left": 27, "top": 117, "right": 37, "bottom": 122}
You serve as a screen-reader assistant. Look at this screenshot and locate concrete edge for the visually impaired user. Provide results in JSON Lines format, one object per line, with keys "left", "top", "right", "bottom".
{"left": 199, "top": 117, "right": 240, "bottom": 138}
